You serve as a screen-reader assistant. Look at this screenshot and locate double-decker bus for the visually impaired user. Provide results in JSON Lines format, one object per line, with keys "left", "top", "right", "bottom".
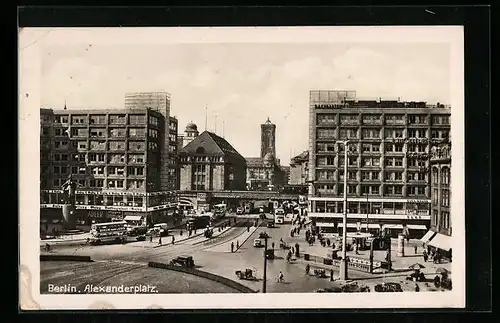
{"left": 89, "top": 221, "right": 128, "bottom": 245}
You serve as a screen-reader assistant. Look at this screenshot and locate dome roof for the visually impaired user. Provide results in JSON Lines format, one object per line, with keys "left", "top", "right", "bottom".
{"left": 185, "top": 122, "right": 198, "bottom": 132}
{"left": 263, "top": 152, "right": 275, "bottom": 163}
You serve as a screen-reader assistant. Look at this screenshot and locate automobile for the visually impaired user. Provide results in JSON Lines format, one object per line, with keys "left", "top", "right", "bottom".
{"left": 265, "top": 248, "right": 275, "bottom": 259}
{"left": 258, "top": 232, "right": 269, "bottom": 239}
{"left": 266, "top": 222, "right": 275, "bottom": 228}
{"left": 236, "top": 207, "right": 244, "bottom": 215}
{"left": 253, "top": 239, "right": 263, "bottom": 247}
{"left": 170, "top": 255, "right": 195, "bottom": 268}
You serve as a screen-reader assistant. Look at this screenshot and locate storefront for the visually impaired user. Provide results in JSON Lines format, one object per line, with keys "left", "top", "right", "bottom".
{"left": 427, "top": 232, "right": 452, "bottom": 260}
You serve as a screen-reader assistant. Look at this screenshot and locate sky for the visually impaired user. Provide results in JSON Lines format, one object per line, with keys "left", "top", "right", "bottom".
{"left": 37, "top": 29, "right": 452, "bottom": 164}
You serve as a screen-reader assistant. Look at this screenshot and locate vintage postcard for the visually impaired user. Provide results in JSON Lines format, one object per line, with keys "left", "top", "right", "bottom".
{"left": 19, "top": 26, "right": 465, "bottom": 310}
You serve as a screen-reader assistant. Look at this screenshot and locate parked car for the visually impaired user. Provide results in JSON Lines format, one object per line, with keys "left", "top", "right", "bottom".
{"left": 253, "top": 239, "right": 263, "bottom": 247}
{"left": 170, "top": 255, "right": 195, "bottom": 268}
{"left": 266, "top": 222, "right": 275, "bottom": 228}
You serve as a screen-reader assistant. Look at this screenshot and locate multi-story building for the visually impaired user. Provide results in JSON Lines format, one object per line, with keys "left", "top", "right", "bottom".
{"left": 178, "top": 131, "right": 247, "bottom": 192}
{"left": 246, "top": 118, "right": 285, "bottom": 191}
{"left": 39, "top": 107, "right": 177, "bottom": 225}
{"left": 290, "top": 150, "right": 309, "bottom": 185}
{"left": 124, "top": 92, "right": 173, "bottom": 192}
{"left": 308, "top": 90, "right": 451, "bottom": 237}
{"left": 168, "top": 116, "right": 179, "bottom": 190}
{"left": 421, "top": 141, "right": 452, "bottom": 259}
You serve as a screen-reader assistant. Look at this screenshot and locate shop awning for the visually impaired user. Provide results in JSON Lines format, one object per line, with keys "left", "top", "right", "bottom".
{"left": 420, "top": 230, "right": 437, "bottom": 243}
{"left": 383, "top": 224, "right": 404, "bottom": 230}
{"left": 337, "top": 223, "right": 358, "bottom": 228}
{"left": 428, "top": 233, "right": 452, "bottom": 251}
{"left": 124, "top": 215, "right": 143, "bottom": 222}
{"left": 407, "top": 224, "right": 428, "bottom": 230}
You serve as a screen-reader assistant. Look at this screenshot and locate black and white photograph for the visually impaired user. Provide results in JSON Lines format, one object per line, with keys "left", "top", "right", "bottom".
{"left": 19, "top": 26, "right": 465, "bottom": 309}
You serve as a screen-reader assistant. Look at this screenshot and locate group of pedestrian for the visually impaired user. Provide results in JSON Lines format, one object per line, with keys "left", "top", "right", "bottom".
{"left": 230, "top": 240, "right": 240, "bottom": 253}
{"left": 422, "top": 247, "right": 442, "bottom": 264}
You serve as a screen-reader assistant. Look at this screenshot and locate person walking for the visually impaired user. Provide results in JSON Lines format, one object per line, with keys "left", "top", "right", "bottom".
{"left": 305, "top": 264, "right": 310, "bottom": 275}
{"left": 172, "top": 235, "right": 175, "bottom": 245}
{"left": 150, "top": 234, "right": 153, "bottom": 243}
{"left": 414, "top": 244, "right": 418, "bottom": 254}
{"left": 423, "top": 250, "right": 428, "bottom": 262}
{"left": 231, "top": 242, "right": 234, "bottom": 253}
{"left": 236, "top": 240, "right": 239, "bottom": 249}
{"left": 158, "top": 237, "right": 162, "bottom": 246}
{"left": 330, "top": 269, "right": 334, "bottom": 281}
{"left": 271, "top": 242, "right": 275, "bottom": 250}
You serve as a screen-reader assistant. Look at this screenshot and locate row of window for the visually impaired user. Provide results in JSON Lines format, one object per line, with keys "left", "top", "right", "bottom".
{"left": 316, "top": 170, "right": 427, "bottom": 181}
{"left": 316, "top": 156, "right": 428, "bottom": 167}
{"left": 179, "top": 156, "right": 225, "bottom": 163}
{"left": 51, "top": 178, "right": 145, "bottom": 189}
{"left": 45, "top": 153, "right": 146, "bottom": 164}
{"left": 316, "top": 128, "right": 449, "bottom": 140}
{"left": 432, "top": 188, "right": 451, "bottom": 207}
{"left": 316, "top": 114, "right": 450, "bottom": 126}
{"left": 51, "top": 165, "right": 145, "bottom": 176}
{"left": 53, "top": 140, "right": 146, "bottom": 151}
{"left": 431, "top": 167, "right": 451, "bottom": 185}
{"left": 54, "top": 114, "right": 151, "bottom": 125}
{"left": 432, "top": 210, "right": 451, "bottom": 229}
{"left": 316, "top": 142, "right": 429, "bottom": 153}
{"left": 316, "top": 184, "right": 427, "bottom": 195}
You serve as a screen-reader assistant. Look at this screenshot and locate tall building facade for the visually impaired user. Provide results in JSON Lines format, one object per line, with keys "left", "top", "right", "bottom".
{"left": 422, "top": 141, "right": 452, "bottom": 258}
{"left": 178, "top": 131, "right": 247, "bottom": 191}
{"left": 308, "top": 90, "right": 451, "bottom": 237}
{"left": 260, "top": 117, "right": 276, "bottom": 158}
{"left": 39, "top": 107, "right": 177, "bottom": 224}
{"left": 124, "top": 92, "right": 173, "bottom": 191}
{"left": 168, "top": 116, "right": 179, "bottom": 190}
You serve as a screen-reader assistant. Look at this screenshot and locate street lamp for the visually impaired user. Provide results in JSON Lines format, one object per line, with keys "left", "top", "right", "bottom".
{"left": 338, "top": 140, "right": 349, "bottom": 281}
{"left": 262, "top": 232, "right": 269, "bottom": 293}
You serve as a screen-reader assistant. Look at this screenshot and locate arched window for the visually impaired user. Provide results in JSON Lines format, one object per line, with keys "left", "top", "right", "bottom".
{"left": 432, "top": 167, "right": 439, "bottom": 184}
{"left": 441, "top": 167, "right": 450, "bottom": 185}
{"left": 195, "top": 147, "right": 205, "bottom": 154}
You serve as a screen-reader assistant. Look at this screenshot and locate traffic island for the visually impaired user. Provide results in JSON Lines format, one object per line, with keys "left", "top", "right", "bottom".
{"left": 40, "top": 254, "right": 93, "bottom": 262}
{"left": 148, "top": 261, "right": 257, "bottom": 293}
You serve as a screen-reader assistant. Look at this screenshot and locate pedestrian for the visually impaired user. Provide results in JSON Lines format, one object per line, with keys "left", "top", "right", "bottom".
{"left": 172, "top": 235, "right": 175, "bottom": 245}
{"left": 180, "top": 230, "right": 183, "bottom": 236}
{"left": 158, "top": 237, "right": 162, "bottom": 245}
{"left": 150, "top": 234, "right": 153, "bottom": 243}
{"left": 414, "top": 283, "right": 420, "bottom": 292}
{"left": 247, "top": 225, "right": 250, "bottom": 232}
{"left": 194, "top": 228, "right": 197, "bottom": 234}
{"left": 236, "top": 240, "right": 239, "bottom": 249}
{"left": 330, "top": 269, "right": 334, "bottom": 281}
{"left": 231, "top": 242, "right": 234, "bottom": 253}
{"left": 414, "top": 244, "right": 418, "bottom": 254}
{"left": 423, "top": 250, "right": 428, "bottom": 262}
{"left": 188, "top": 229, "right": 192, "bottom": 237}
{"left": 271, "top": 242, "right": 275, "bottom": 249}
{"left": 291, "top": 247, "right": 294, "bottom": 254}
{"left": 305, "top": 264, "right": 310, "bottom": 275}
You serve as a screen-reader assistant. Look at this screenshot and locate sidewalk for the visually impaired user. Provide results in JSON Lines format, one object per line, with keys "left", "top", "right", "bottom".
{"left": 284, "top": 224, "right": 451, "bottom": 276}
{"left": 150, "top": 224, "right": 235, "bottom": 249}
{"left": 39, "top": 232, "right": 91, "bottom": 246}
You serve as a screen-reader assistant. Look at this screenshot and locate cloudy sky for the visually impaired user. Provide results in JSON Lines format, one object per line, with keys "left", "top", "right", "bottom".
{"left": 37, "top": 28, "right": 452, "bottom": 164}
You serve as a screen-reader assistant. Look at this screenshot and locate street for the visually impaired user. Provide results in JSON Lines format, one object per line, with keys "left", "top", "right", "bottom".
{"left": 41, "top": 213, "right": 451, "bottom": 293}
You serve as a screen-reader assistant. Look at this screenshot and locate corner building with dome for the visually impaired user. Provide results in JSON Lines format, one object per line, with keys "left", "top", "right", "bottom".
{"left": 245, "top": 118, "right": 286, "bottom": 191}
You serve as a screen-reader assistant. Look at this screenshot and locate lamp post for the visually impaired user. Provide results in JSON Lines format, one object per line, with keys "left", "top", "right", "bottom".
{"left": 365, "top": 192, "right": 369, "bottom": 232}
{"left": 262, "top": 232, "right": 269, "bottom": 293}
{"left": 339, "top": 140, "right": 349, "bottom": 281}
